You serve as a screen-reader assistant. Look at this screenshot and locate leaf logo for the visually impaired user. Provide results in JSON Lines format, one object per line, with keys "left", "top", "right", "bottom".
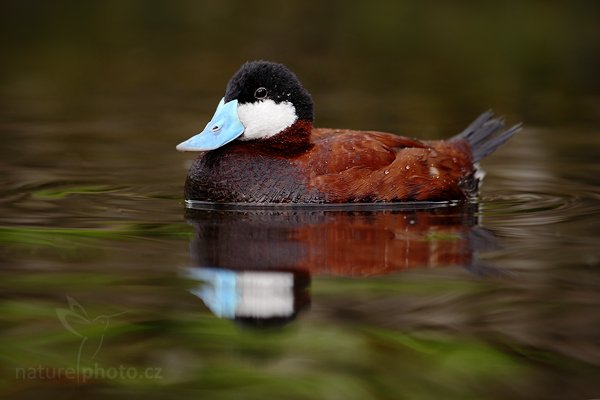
{"left": 56, "top": 296, "right": 125, "bottom": 372}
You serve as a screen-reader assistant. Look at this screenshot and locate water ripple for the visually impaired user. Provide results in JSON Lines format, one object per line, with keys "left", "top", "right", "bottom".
{"left": 482, "top": 171, "right": 600, "bottom": 224}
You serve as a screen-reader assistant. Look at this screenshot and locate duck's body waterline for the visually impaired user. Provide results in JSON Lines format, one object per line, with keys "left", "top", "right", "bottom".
{"left": 178, "top": 61, "right": 521, "bottom": 204}
{"left": 185, "top": 126, "right": 476, "bottom": 203}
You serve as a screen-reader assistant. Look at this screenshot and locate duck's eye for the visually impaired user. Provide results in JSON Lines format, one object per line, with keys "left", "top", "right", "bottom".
{"left": 254, "top": 87, "right": 268, "bottom": 100}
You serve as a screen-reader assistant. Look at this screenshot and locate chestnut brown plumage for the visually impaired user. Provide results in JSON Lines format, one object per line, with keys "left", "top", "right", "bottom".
{"left": 185, "top": 112, "right": 520, "bottom": 203}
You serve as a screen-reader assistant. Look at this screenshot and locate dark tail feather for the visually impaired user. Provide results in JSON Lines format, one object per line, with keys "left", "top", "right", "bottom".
{"left": 451, "top": 111, "right": 522, "bottom": 163}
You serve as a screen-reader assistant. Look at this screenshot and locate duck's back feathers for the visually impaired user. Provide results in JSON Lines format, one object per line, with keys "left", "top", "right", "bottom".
{"left": 307, "top": 129, "right": 427, "bottom": 175}
{"left": 300, "top": 129, "right": 474, "bottom": 202}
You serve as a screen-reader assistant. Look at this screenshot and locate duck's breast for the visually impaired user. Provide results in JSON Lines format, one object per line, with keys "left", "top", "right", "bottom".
{"left": 185, "top": 146, "right": 322, "bottom": 203}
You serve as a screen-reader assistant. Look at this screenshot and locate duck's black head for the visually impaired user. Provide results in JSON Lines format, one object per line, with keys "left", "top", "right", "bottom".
{"left": 176, "top": 61, "right": 314, "bottom": 152}
{"left": 225, "top": 60, "right": 313, "bottom": 123}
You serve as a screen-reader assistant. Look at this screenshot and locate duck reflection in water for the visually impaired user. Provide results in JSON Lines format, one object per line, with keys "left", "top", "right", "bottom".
{"left": 185, "top": 204, "right": 498, "bottom": 327}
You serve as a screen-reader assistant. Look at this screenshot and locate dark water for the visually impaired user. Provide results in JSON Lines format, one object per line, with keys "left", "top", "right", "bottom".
{"left": 1, "top": 2, "right": 600, "bottom": 400}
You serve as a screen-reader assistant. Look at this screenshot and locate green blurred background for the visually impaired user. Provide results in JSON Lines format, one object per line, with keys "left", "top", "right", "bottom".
{"left": 1, "top": 0, "right": 599, "bottom": 133}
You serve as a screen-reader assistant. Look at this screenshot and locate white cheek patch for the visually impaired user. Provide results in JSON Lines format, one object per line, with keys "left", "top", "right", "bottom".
{"left": 237, "top": 99, "right": 297, "bottom": 140}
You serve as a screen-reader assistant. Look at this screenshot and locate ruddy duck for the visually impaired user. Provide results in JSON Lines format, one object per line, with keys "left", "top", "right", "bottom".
{"left": 177, "top": 61, "right": 521, "bottom": 203}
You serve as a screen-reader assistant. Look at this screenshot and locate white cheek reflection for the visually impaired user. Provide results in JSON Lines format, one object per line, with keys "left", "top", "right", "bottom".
{"left": 187, "top": 268, "right": 294, "bottom": 319}
{"left": 237, "top": 99, "right": 297, "bottom": 140}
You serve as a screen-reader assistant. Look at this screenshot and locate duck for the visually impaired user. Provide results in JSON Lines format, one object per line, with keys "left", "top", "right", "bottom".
{"left": 176, "top": 60, "right": 521, "bottom": 204}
